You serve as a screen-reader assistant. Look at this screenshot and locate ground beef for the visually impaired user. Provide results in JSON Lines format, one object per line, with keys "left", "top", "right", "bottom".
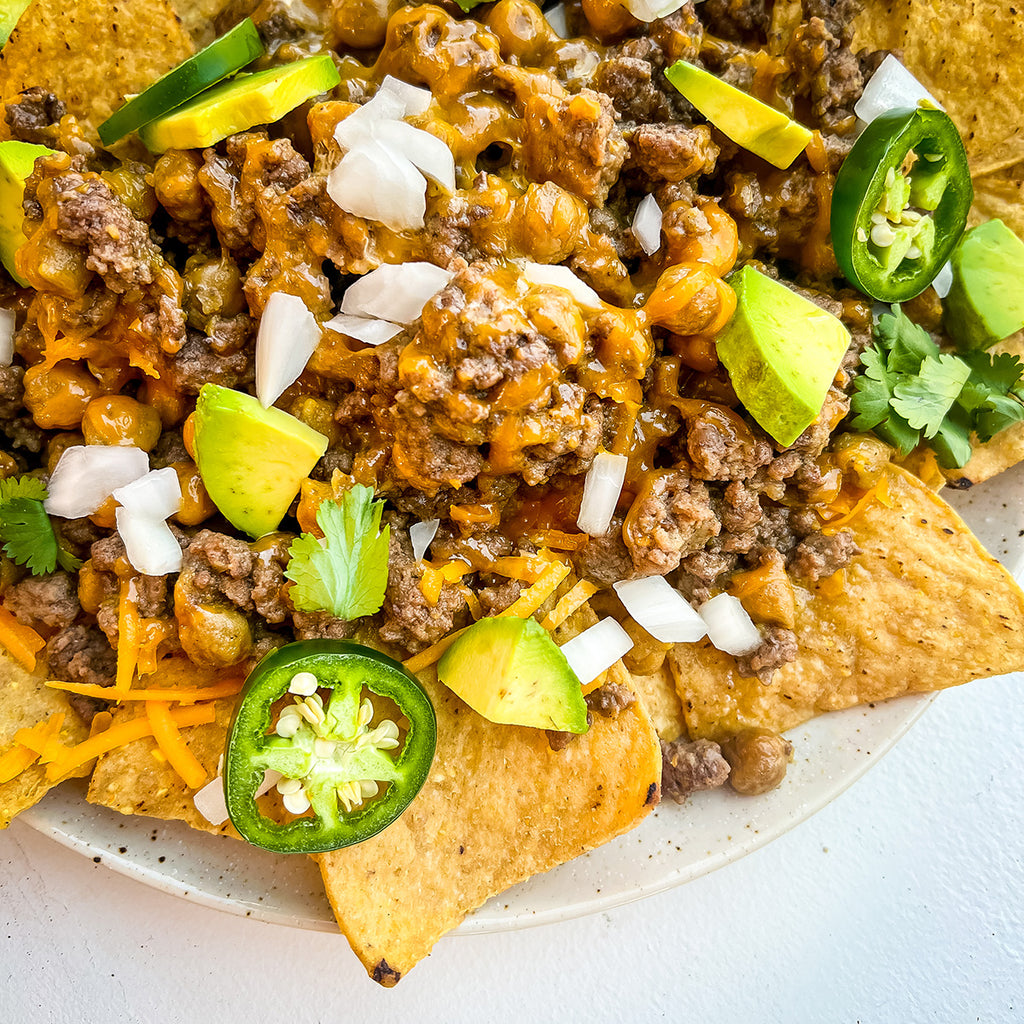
{"left": 0, "top": 365, "right": 24, "bottom": 419}
{"left": 585, "top": 682, "right": 636, "bottom": 717}
{"left": 574, "top": 520, "right": 636, "bottom": 586}
{"left": 251, "top": 537, "right": 291, "bottom": 624}
{"left": 591, "top": 57, "right": 673, "bottom": 124}
{"left": 661, "top": 737, "right": 731, "bottom": 802}
{"left": 89, "top": 533, "right": 126, "bottom": 574}
{"left": 163, "top": 329, "right": 254, "bottom": 394}
{"left": 292, "top": 611, "right": 353, "bottom": 640}
{"left": 183, "top": 530, "right": 256, "bottom": 610}
{"left": 624, "top": 471, "right": 719, "bottom": 576}
{"left": 735, "top": 625, "right": 798, "bottom": 683}
{"left": 687, "top": 409, "right": 774, "bottom": 481}
{"left": 133, "top": 575, "right": 170, "bottom": 619}
{"left": 4, "top": 572, "right": 79, "bottom": 631}
{"left": 629, "top": 124, "right": 719, "bottom": 182}
{"left": 788, "top": 528, "right": 859, "bottom": 581}
{"left": 379, "top": 529, "right": 465, "bottom": 654}
{"left": 148, "top": 431, "right": 190, "bottom": 469}
{"left": 476, "top": 579, "right": 522, "bottom": 616}
{"left": 45, "top": 624, "right": 115, "bottom": 688}
{"left": 5, "top": 87, "right": 64, "bottom": 144}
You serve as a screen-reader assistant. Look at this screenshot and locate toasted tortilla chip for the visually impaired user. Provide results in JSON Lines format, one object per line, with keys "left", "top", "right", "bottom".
{"left": 0, "top": 0, "right": 194, "bottom": 142}
{"left": 629, "top": 663, "right": 686, "bottom": 742}
{"left": 0, "top": 651, "right": 91, "bottom": 828}
{"left": 853, "top": 1, "right": 1024, "bottom": 176}
{"left": 670, "top": 465, "right": 1024, "bottom": 739}
{"left": 85, "top": 656, "right": 239, "bottom": 837}
{"left": 316, "top": 634, "right": 661, "bottom": 985}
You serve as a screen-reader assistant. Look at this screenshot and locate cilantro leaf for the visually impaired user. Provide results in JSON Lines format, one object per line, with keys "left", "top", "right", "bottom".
{"left": 930, "top": 405, "right": 974, "bottom": 469}
{"left": 974, "top": 392, "right": 1024, "bottom": 442}
{"left": 0, "top": 497, "right": 61, "bottom": 575}
{"left": 849, "top": 347, "right": 896, "bottom": 430}
{"left": 285, "top": 485, "right": 391, "bottom": 620}
{"left": 877, "top": 305, "right": 939, "bottom": 374}
{"left": 0, "top": 475, "right": 48, "bottom": 504}
{"left": 961, "top": 350, "right": 1024, "bottom": 393}
{"left": 891, "top": 354, "right": 971, "bottom": 438}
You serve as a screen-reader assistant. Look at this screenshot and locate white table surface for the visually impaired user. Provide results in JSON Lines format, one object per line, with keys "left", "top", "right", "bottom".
{"left": 1, "top": 666, "right": 1021, "bottom": 1023}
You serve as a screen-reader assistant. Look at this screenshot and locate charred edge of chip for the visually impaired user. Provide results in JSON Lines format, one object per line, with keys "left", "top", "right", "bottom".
{"left": 372, "top": 959, "right": 402, "bottom": 987}
{"left": 946, "top": 476, "right": 974, "bottom": 489}
{"left": 644, "top": 781, "right": 660, "bottom": 806}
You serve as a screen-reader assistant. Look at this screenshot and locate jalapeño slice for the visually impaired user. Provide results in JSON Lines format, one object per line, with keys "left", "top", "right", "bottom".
{"left": 831, "top": 106, "right": 972, "bottom": 303}
{"left": 138, "top": 53, "right": 340, "bottom": 154}
{"left": 98, "top": 19, "right": 264, "bottom": 147}
{"left": 224, "top": 640, "right": 436, "bottom": 855}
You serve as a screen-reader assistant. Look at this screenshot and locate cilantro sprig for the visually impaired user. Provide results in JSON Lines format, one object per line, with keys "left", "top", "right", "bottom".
{"left": 284, "top": 485, "right": 391, "bottom": 620}
{"left": 0, "top": 475, "right": 81, "bottom": 575}
{"left": 850, "top": 306, "right": 1024, "bottom": 468}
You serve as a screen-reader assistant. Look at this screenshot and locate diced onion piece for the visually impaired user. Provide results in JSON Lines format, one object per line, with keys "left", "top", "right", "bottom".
{"left": 410, "top": 518, "right": 439, "bottom": 561}
{"left": 333, "top": 89, "right": 406, "bottom": 150}
{"left": 341, "top": 262, "right": 454, "bottom": 324}
{"left": 521, "top": 262, "right": 603, "bottom": 309}
{"left": 631, "top": 193, "right": 663, "bottom": 256}
{"left": 112, "top": 467, "right": 182, "bottom": 521}
{"left": 559, "top": 617, "right": 634, "bottom": 685}
{"left": 115, "top": 507, "right": 183, "bottom": 576}
{"left": 194, "top": 769, "right": 282, "bottom": 826}
{"left": 577, "top": 451, "right": 627, "bottom": 536}
{"left": 323, "top": 312, "right": 403, "bottom": 346}
{"left": 623, "top": 0, "right": 685, "bottom": 20}
{"left": 327, "top": 141, "right": 426, "bottom": 232}
{"left": 544, "top": 2, "right": 568, "bottom": 37}
{"left": 931, "top": 260, "right": 953, "bottom": 299}
{"left": 613, "top": 576, "right": 708, "bottom": 644}
{"left": 0, "top": 308, "right": 15, "bottom": 366}
{"left": 44, "top": 445, "right": 150, "bottom": 519}
{"left": 255, "top": 292, "right": 321, "bottom": 408}
{"left": 698, "top": 593, "right": 761, "bottom": 657}
{"left": 379, "top": 75, "right": 432, "bottom": 116}
{"left": 854, "top": 54, "right": 942, "bottom": 124}
{"left": 372, "top": 119, "right": 456, "bottom": 191}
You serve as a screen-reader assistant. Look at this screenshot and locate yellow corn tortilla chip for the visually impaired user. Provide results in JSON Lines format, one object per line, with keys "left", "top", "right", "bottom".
{"left": 85, "top": 656, "right": 239, "bottom": 837}
{"left": 0, "top": 650, "right": 91, "bottom": 828}
{"left": 0, "top": 0, "right": 194, "bottom": 142}
{"left": 316, "top": 642, "right": 661, "bottom": 986}
{"left": 853, "top": 1, "right": 1024, "bottom": 176}
{"left": 670, "top": 465, "right": 1024, "bottom": 739}
{"left": 171, "top": 0, "right": 238, "bottom": 46}
{"left": 628, "top": 663, "right": 686, "bottom": 742}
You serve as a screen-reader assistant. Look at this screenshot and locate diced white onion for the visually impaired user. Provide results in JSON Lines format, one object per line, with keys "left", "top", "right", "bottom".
{"left": 333, "top": 89, "right": 407, "bottom": 150}
{"left": 255, "top": 292, "right": 321, "bottom": 409}
{"left": 371, "top": 119, "right": 456, "bottom": 191}
{"left": 341, "top": 262, "right": 454, "bottom": 324}
{"left": 112, "top": 467, "right": 181, "bottom": 521}
{"left": 623, "top": 0, "right": 685, "bottom": 21}
{"left": 577, "top": 451, "right": 628, "bottom": 536}
{"left": 193, "top": 770, "right": 282, "bottom": 826}
{"left": 698, "top": 593, "right": 761, "bottom": 657}
{"left": 410, "top": 518, "right": 439, "bottom": 561}
{"left": 931, "top": 260, "right": 953, "bottom": 299}
{"left": 44, "top": 445, "right": 149, "bottom": 519}
{"left": 854, "top": 54, "right": 942, "bottom": 125}
{"left": 327, "top": 141, "right": 427, "bottom": 232}
{"left": 115, "top": 506, "right": 183, "bottom": 576}
{"left": 379, "top": 75, "right": 433, "bottom": 116}
{"left": 631, "top": 193, "right": 663, "bottom": 256}
{"left": 323, "top": 312, "right": 403, "bottom": 346}
{"left": 544, "top": 2, "right": 568, "bottom": 37}
{"left": 0, "top": 308, "right": 15, "bottom": 366}
{"left": 521, "top": 262, "right": 603, "bottom": 309}
{"left": 559, "top": 617, "right": 634, "bottom": 685}
{"left": 613, "top": 576, "right": 708, "bottom": 644}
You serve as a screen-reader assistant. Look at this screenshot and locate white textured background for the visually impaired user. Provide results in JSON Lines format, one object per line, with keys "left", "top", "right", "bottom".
{"left": 1, "top": 668, "right": 1021, "bottom": 1023}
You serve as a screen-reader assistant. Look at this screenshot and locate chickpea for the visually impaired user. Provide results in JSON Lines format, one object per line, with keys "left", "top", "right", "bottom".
{"left": 0, "top": 452, "right": 19, "bottom": 479}
{"left": 182, "top": 255, "right": 245, "bottom": 330}
{"left": 668, "top": 333, "right": 719, "bottom": 374}
{"left": 832, "top": 432, "right": 893, "bottom": 490}
{"left": 139, "top": 376, "right": 188, "bottom": 428}
{"left": 721, "top": 728, "right": 793, "bottom": 796}
{"left": 45, "top": 432, "right": 84, "bottom": 475}
{"left": 510, "top": 182, "right": 587, "bottom": 264}
{"left": 289, "top": 396, "right": 340, "bottom": 447}
{"left": 22, "top": 361, "right": 102, "bottom": 429}
{"left": 620, "top": 616, "right": 672, "bottom": 676}
{"left": 77, "top": 560, "right": 114, "bottom": 616}
{"left": 170, "top": 461, "right": 216, "bottom": 527}
{"left": 663, "top": 200, "right": 739, "bottom": 277}
{"left": 644, "top": 264, "right": 735, "bottom": 336}
{"left": 81, "top": 395, "right": 162, "bottom": 450}
{"left": 174, "top": 573, "right": 254, "bottom": 668}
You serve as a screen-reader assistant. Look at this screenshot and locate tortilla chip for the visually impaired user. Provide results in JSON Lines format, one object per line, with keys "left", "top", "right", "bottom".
{"left": 316, "top": 656, "right": 661, "bottom": 985}
{"left": 629, "top": 663, "right": 686, "bottom": 741}
{"left": 171, "top": 0, "right": 237, "bottom": 46}
{"left": 0, "top": 0, "right": 194, "bottom": 142}
{"left": 85, "top": 656, "right": 239, "bottom": 837}
{"left": 0, "top": 650, "right": 91, "bottom": 828}
{"left": 670, "top": 465, "right": 1024, "bottom": 739}
{"left": 853, "top": 1, "right": 1024, "bottom": 176}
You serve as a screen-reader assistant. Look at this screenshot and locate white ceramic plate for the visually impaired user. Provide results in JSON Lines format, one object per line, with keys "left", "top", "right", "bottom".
{"left": 19, "top": 461, "right": 1024, "bottom": 934}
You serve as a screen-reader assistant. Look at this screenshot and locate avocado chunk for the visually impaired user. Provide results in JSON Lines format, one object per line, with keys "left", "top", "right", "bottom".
{"left": 716, "top": 266, "right": 851, "bottom": 447}
{"left": 138, "top": 53, "right": 340, "bottom": 154}
{"left": 943, "top": 219, "right": 1024, "bottom": 351}
{"left": 193, "top": 383, "right": 328, "bottom": 539}
{"left": 665, "top": 60, "right": 812, "bottom": 170}
{"left": 0, "top": 140, "right": 54, "bottom": 286}
{"left": 437, "top": 616, "right": 588, "bottom": 733}
{"left": 0, "top": 0, "right": 30, "bottom": 44}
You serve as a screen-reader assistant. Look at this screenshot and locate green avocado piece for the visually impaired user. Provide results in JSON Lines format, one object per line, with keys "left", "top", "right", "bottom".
{"left": 138, "top": 53, "right": 340, "bottom": 154}
{"left": 193, "top": 383, "right": 328, "bottom": 539}
{"left": 943, "top": 219, "right": 1024, "bottom": 351}
{"left": 665, "top": 60, "right": 812, "bottom": 170}
{"left": 0, "top": 140, "right": 54, "bottom": 286}
{"left": 437, "top": 616, "right": 588, "bottom": 733}
{"left": 716, "top": 265, "right": 851, "bottom": 447}
{"left": 0, "top": 0, "right": 30, "bottom": 45}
